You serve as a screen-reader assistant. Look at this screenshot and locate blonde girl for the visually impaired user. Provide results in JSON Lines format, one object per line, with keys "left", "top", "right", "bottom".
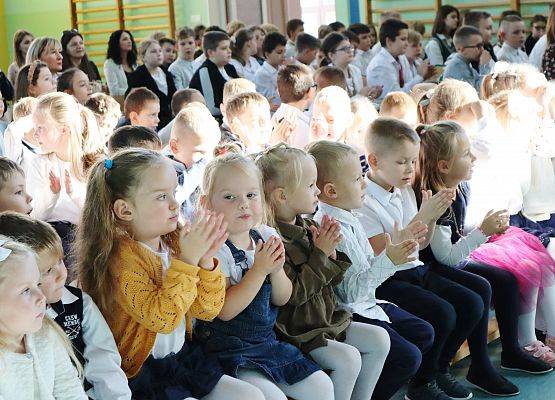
{"left": 0, "top": 237, "right": 86, "bottom": 399}
{"left": 196, "top": 153, "right": 332, "bottom": 400}
{"left": 76, "top": 149, "right": 263, "bottom": 400}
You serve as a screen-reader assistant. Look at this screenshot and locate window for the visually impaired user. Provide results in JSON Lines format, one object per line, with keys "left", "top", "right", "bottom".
{"left": 301, "top": 0, "right": 336, "bottom": 37}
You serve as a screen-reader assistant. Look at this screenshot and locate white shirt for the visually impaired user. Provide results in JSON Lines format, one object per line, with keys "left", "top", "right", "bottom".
{"left": 151, "top": 67, "right": 168, "bottom": 95}
{"left": 335, "top": 64, "right": 363, "bottom": 97}
{"left": 0, "top": 324, "right": 88, "bottom": 400}
{"left": 355, "top": 177, "right": 422, "bottom": 270}
{"left": 215, "top": 225, "right": 278, "bottom": 285}
{"left": 497, "top": 42, "right": 530, "bottom": 64}
{"left": 46, "top": 288, "right": 131, "bottom": 400}
{"left": 370, "top": 42, "right": 382, "bottom": 58}
{"left": 103, "top": 58, "right": 136, "bottom": 97}
{"left": 229, "top": 57, "right": 261, "bottom": 82}
{"left": 529, "top": 35, "right": 547, "bottom": 71}
{"left": 2, "top": 116, "right": 38, "bottom": 175}
{"left": 169, "top": 58, "right": 195, "bottom": 90}
{"left": 218, "top": 66, "right": 231, "bottom": 81}
{"left": 314, "top": 202, "right": 395, "bottom": 322}
{"left": 424, "top": 34, "right": 452, "bottom": 66}
{"left": 352, "top": 48, "right": 374, "bottom": 77}
{"left": 430, "top": 223, "right": 488, "bottom": 268}
{"left": 193, "top": 53, "right": 206, "bottom": 72}
{"left": 271, "top": 103, "right": 311, "bottom": 148}
{"left": 255, "top": 61, "right": 281, "bottom": 107}
{"left": 285, "top": 39, "right": 297, "bottom": 58}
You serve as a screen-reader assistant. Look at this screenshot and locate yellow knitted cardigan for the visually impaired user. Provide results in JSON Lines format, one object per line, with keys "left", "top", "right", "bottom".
{"left": 108, "top": 239, "right": 226, "bottom": 378}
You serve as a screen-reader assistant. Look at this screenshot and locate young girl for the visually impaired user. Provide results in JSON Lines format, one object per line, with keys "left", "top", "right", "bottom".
{"left": 0, "top": 237, "right": 87, "bottom": 399}
{"left": 14, "top": 60, "right": 56, "bottom": 101}
{"left": 425, "top": 5, "right": 460, "bottom": 65}
{"left": 256, "top": 144, "right": 428, "bottom": 400}
{"left": 230, "top": 28, "right": 261, "bottom": 82}
{"left": 57, "top": 68, "right": 92, "bottom": 105}
{"left": 415, "top": 121, "right": 555, "bottom": 373}
{"left": 0, "top": 157, "right": 33, "bottom": 214}
{"left": 195, "top": 153, "right": 334, "bottom": 400}
{"left": 76, "top": 149, "right": 264, "bottom": 400}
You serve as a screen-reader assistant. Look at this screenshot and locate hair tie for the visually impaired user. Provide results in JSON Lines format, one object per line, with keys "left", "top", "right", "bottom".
{"left": 104, "top": 159, "right": 113, "bottom": 170}
{"left": 0, "top": 239, "right": 12, "bottom": 262}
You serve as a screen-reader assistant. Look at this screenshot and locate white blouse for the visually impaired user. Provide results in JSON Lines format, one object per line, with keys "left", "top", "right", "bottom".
{"left": 229, "top": 57, "right": 261, "bottom": 82}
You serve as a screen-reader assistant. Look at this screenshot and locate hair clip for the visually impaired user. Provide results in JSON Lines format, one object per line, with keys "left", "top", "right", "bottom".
{"left": 104, "top": 159, "right": 113, "bottom": 170}
{"left": 0, "top": 239, "right": 12, "bottom": 262}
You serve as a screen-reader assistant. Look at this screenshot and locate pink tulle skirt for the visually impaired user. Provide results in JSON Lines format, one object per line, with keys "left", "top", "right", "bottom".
{"left": 470, "top": 227, "right": 555, "bottom": 312}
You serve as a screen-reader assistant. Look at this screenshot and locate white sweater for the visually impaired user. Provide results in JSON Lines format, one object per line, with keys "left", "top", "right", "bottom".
{"left": 0, "top": 324, "right": 87, "bottom": 400}
{"left": 103, "top": 59, "right": 136, "bottom": 97}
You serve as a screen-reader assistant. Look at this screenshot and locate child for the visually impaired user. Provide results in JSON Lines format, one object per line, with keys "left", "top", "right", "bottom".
{"left": 160, "top": 37, "right": 177, "bottom": 67}
{"left": 0, "top": 236, "right": 87, "bottom": 399}
{"left": 425, "top": 5, "right": 460, "bottom": 65}
{"left": 255, "top": 32, "right": 287, "bottom": 111}
{"left": 85, "top": 92, "right": 123, "bottom": 141}
{"left": 223, "top": 91, "right": 272, "bottom": 153}
{"left": 310, "top": 85, "right": 353, "bottom": 142}
{"left": 57, "top": 67, "right": 92, "bottom": 105}
{"left": 497, "top": 15, "right": 529, "bottom": 64}
{"left": 122, "top": 87, "right": 160, "bottom": 131}
{"left": 343, "top": 96, "right": 378, "bottom": 160}
{"left": 379, "top": 91, "right": 418, "bottom": 127}
{"left": 3, "top": 96, "right": 39, "bottom": 172}
{"left": 362, "top": 117, "right": 519, "bottom": 398}
{"left": 229, "top": 28, "right": 261, "bottom": 82}
{"left": 14, "top": 60, "right": 55, "bottom": 101}
{"left": 76, "top": 149, "right": 263, "bottom": 399}
{"left": 108, "top": 126, "right": 162, "bottom": 154}
{"left": 313, "top": 66, "right": 348, "bottom": 92}
{"left": 525, "top": 15, "right": 547, "bottom": 55}
{"left": 170, "top": 27, "right": 197, "bottom": 90}
{"left": 219, "top": 78, "right": 257, "bottom": 145}
{"left": 414, "top": 120, "right": 555, "bottom": 372}
{"left": 405, "top": 30, "right": 425, "bottom": 83}
{"left": 464, "top": 11, "right": 497, "bottom": 62}
{"left": 294, "top": 33, "right": 321, "bottom": 68}
{"left": 271, "top": 64, "right": 315, "bottom": 148}
{"left": 158, "top": 88, "right": 206, "bottom": 146}
{"left": 0, "top": 157, "right": 33, "bottom": 214}
{"left": 0, "top": 212, "right": 133, "bottom": 399}
{"left": 285, "top": 18, "right": 304, "bottom": 58}
{"left": 189, "top": 31, "right": 239, "bottom": 118}
{"left": 349, "top": 23, "right": 376, "bottom": 79}
{"left": 168, "top": 102, "right": 221, "bottom": 220}
{"left": 195, "top": 153, "right": 333, "bottom": 400}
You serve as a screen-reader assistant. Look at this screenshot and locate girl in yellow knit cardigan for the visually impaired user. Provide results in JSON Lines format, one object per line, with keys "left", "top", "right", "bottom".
{"left": 76, "top": 149, "right": 264, "bottom": 400}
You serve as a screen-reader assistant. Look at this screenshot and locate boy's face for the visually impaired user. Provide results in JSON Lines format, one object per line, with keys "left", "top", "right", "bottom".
{"left": 37, "top": 249, "right": 67, "bottom": 304}
{"left": 386, "top": 29, "right": 409, "bottom": 57}
{"left": 208, "top": 40, "right": 232, "bottom": 67}
{"left": 405, "top": 41, "right": 422, "bottom": 60}
{"left": 266, "top": 44, "right": 286, "bottom": 68}
{"left": 178, "top": 37, "right": 196, "bottom": 60}
{"left": 234, "top": 102, "right": 272, "bottom": 147}
{"left": 0, "top": 172, "right": 33, "bottom": 214}
{"left": 326, "top": 153, "right": 367, "bottom": 211}
{"left": 459, "top": 35, "right": 484, "bottom": 62}
{"left": 161, "top": 42, "right": 176, "bottom": 65}
{"left": 478, "top": 17, "right": 494, "bottom": 44}
{"left": 369, "top": 139, "right": 420, "bottom": 189}
{"left": 131, "top": 100, "right": 160, "bottom": 130}
{"left": 532, "top": 21, "right": 546, "bottom": 39}
{"left": 504, "top": 21, "right": 526, "bottom": 49}
{"left": 357, "top": 33, "right": 373, "bottom": 52}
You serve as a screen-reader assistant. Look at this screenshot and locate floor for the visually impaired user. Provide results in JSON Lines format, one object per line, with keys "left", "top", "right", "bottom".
{"left": 391, "top": 339, "right": 555, "bottom": 399}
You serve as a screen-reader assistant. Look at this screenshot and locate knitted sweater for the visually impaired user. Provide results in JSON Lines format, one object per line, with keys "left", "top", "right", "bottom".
{"left": 0, "top": 323, "right": 87, "bottom": 400}
{"left": 107, "top": 239, "right": 226, "bottom": 378}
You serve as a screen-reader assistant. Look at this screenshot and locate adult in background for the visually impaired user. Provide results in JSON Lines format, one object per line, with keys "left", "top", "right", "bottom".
{"left": 61, "top": 29, "right": 102, "bottom": 92}
{"left": 7, "top": 29, "right": 34, "bottom": 85}
{"left": 104, "top": 29, "right": 138, "bottom": 97}
{"left": 25, "top": 37, "right": 63, "bottom": 79}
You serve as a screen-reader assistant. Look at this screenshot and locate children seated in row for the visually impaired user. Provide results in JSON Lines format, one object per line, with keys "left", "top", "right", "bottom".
{"left": 255, "top": 32, "right": 287, "bottom": 111}
{"left": 497, "top": 15, "right": 529, "bottom": 64}
{"left": 169, "top": 26, "right": 196, "bottom": 90}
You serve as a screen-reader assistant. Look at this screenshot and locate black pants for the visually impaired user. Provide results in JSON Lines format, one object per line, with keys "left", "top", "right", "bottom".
{"left": 376, "top": 263, "right": 485, "bottom": 385}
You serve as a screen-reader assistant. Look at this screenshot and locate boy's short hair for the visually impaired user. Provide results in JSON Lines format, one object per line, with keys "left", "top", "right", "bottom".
{"left": 277, "top": 64, "right": 313, "bottom": 103}
{"left": 453, "top": 25, "right": 482, "bottom": 48}
{"left": 124, "top": 87, "right": 159, "bottom": 118}
{"left": 176, "top": 26, "right": 194, "bottom": 40}
{"left": 0, "top": 157, "right": 24, "bottom": 191}
{"left": 318, "top": 25, "right": 333, "bottom": 39}
{"left": 295, "top": 33, "right": 320, "bottom": 53}
{"left": 343, "top": 30, "right": 359, "bottom": 45}
{"left": 172, "top": 103, "right": 221, "bottom": 139}
{"left": 531, "top": 14, "right": 547, "bottom": 26}
{"left": 223, "top": 78, "right": 256, "bottom": 103}
{"left": 286, "top": 19, "right": 304, "bottom": 38}
{"left": 348, "top": 23, "right": 371, "bottom": 36}
{"left": 379, "top": 92, "right": 417, "bottom": 123}
{"left": 329, "top": 21, "right": 346, "bottom": 32}
{"left": 171, "top": 88, "right": 204, "bottom": 116}
{"left": 13, "top": 97, "right": 38, "bottom": 121}
{"left": 314, "top": 66, "right": 347, "bottom": 91}
{"left": 262, "top": 32, "right": 287, "bottom": 56}
{"left": 500, "top": 14, "right": 524, "bottom": 32}
{"left": 260, "top": 23, "right": 280, "bottom": 35}
{"left": 202, "top": 31, "right": 230, "bottom": 55}
{"left": 0, "top": 211, "right": 63, "bottom": 259}
{"left": 306, "top": 140, "right": 358, "bottom": 186}
{"left": 159, "top": 37, "right": 175, "bottom": 47}
{"left": 379, "top": 18, "right": 409, "bottom": 47}
{"left": 225, "top": 92, "right": 267, "bottom": 122}
{"left": 365, "top": 117, "right": 420, "bottom": 155}
{"left": 407, "top": 30, "right": 422, "bottom": 45}
{"left": 108, "top": 125, "right": 162, "bottom": 153}
{"left": 463, "top": 11, "right": 491, "bottom": 28}
{"left": 380, "top": 10, "right": 401, "bottom": 24}
{"left": 499, "top": 10, "right": 521, "bottom": 26}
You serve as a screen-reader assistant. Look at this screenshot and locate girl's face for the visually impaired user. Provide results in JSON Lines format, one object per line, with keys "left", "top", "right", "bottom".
{"left": 208, "top": 166, "right": 263, "bottom": 236}
{"left": 445, "top": 11, "right": 459, "bottom": 32}
{"left": 70, "top": 70, "right": 92, "bottom": 104}
{"left": 0, "top": 253, "right": 46, "bottom": 347}
{"left": 440, "top": 135, "right": 476, "bottom": 186}
{"left": 20, "top": 35, "right": 34, "bottom": 56}
{"left": 119, "top": 32, "right": 133, "bottom": 53}
{"left": 330, "top": 40, "right": 354, "bottom": 66}
{"left": 254, "top": 30, "right": 265, "bottom": 52}
{"left": 405, "top": 41, "right": 422, "bottom": 60}
{"left": 143, "top": 42, "right": 163, "bottom": 68}
{"left": 66, "top": 35, "right": 85, "bottom": 59}
{"left": 0, "top": 171, "right": 33, "bottom": 214}
{"left": 32, "top": 111, "right": 66, "bottom": 154}
{"left": 29, "top": 67, "right": 56, "bottom": 98}
{"left": 41, "top": 44, "right": 63, "bottom": 72}
{"left": 282, "top": 157, "right": 320, "bottom": 216}
{"left": 161, "top": 42, "right": 176, "bottom": 65}
{"left": 247, "top": 36, "right": 258, "bottom": 56}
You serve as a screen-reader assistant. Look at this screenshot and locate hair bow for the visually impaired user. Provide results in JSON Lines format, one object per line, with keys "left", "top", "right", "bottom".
{"left": 0, "top": 238, "right": 12, "bottom": 262}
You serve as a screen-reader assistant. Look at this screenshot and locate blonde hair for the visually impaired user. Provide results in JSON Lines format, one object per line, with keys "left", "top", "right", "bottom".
{"left": 225, "top": 91, "right": 268, "bottom": 122}
{"left": 306, "top": 140, "right": 358, "bottom": 187}
{"left": 343, "top": 96, "right": 378, "bottom": 147}
{"left": 260, "top": 23, "right": 280, "bottom": 35}
{"left": 227, "top": 20, "right": 246, "bottom": 37}
{"left": 34, "top": 92, "right": 106, "bottom": 179}
{"left": 407, "top": 30, "right": 422, "bottom": 45}
{"left": 255, "top": 144, "right": 314, "bottom": 226}
{"left": 13, "top": 97, "right": 38, "bottom": 121}
{"left": 85, "top": 93, "right": 122, "bottom": 140}
{"left": 488, "top": 89, "right": 539, "bottom": 131}
{"left": 425, "top": 79, "right": 478, "bottom": 123}
{"left": 171, "top": 102, "right": 220, "bottom": 140}
{"left": 480, "top": 62, "right": 547, "bottom": 99}
{"left": 379, "top": 91, "right": 418, "bottom": 126}
{"left": 139, "top": 39, "right": 159, "bottom": 60}
{"left": 25, "top": 37, "right": 61, "bottom": 65}
{"left": 223, "top": 78, "right": 256, "bottom": 104}
{"left": 76, "top": 149, "right": 180, "bottom": 314}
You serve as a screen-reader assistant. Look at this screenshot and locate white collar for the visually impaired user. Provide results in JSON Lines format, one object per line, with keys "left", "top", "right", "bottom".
{"left": 263, "top": 61, "right": 278, "bottom": 73}
{"left": 317, "top": 201, "right": 359, "bottom": 227}
{"left": 378, "top": 47, "right": 401, "bottom": 66}
{"left": 501, "top": 42, "right": 521, "bottom": 54}
{"left": 364, "top": 176, "right": 402, "bottom": 207}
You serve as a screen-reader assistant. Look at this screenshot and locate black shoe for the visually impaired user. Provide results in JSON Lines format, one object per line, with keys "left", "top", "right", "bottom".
{"left": 466, "top": 369, "right": 520, "bottom": 397}
{"left": 436, "top": 372, "right": 473, "bottom": 399}
{"left": 405, "top": 380, "right": 453, "bottom": 400}
{"left": 501, "top": 350, "right": 553, "bottom": 374}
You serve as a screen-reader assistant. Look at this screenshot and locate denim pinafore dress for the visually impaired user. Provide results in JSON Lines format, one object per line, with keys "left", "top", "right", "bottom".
{"left": 195, "top": 229, "right": 321, "bottom": 384}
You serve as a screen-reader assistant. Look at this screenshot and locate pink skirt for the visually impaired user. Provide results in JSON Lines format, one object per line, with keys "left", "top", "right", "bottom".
{"left": 470, "top": 227, "right": 555, "bottom": 312}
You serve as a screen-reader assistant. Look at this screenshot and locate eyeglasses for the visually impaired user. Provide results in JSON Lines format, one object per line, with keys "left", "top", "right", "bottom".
{"left": 335, "top": 45, "right": 354, "bottom": 53}
{"left": 463, "top": 42, "right": 484, "bottom": 49}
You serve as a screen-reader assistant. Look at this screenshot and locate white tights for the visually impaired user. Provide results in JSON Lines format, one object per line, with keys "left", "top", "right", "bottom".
{"left": 197, "top": 374, "right": 265, "bottom": 400}
{"left": 518, "top": 285, "right": 555, "bottom": 345}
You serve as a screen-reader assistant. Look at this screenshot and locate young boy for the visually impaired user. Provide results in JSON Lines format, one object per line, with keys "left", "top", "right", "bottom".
{"left": 294, "top": 33, "right": 321, "bottom": 68}
{"left": 379, "top": 91, "right": 418, "bottom": 127}
{"left": 189, "top": 31, "right": 239, "bottom": 118}
{"left": 120, "top": 87, "right": 160, "bottom": 131}
{"left": 169, "top": 27, "right": 196, "bottom": 90}
{"left": 367, "top": 18, "right": 433, "bottom": 103}
{"left": 310, "top": 85, "right": 352, "bottom": 142}
{"left": 271, "top": 64, "right": 315, "bottom": 148}
{"left": 349, "top": 23, "right": 375, "bottom": 79}
{"left": 0, "top": 212, "right": 131, "bottom": 400}
{"left": 360, "top": 117, "right": 518, "bottom": 399}
{"left": 443, "top": 26, "right": 493, "bottom": 92}
{"left": 525, "top": 14, "right": 547, "bottom": 55}
{"left": 0, "top": 157, "right": 32, "bottom": 214}
{"left": 307, "top": 140, "right": 435, "bottom": 400}
{"left": 159, "top": 37, "right": 176, "bottom": 67}
{"left": 313, "top": 66, "right": 347, "bottom": 92}
{"left": 255, "top": 31, "right": 287, "bottom": 110}
{"left": 158, "top": 88, "right": 206, "bottom": 145}
{"left": 404, "top": 30, "right": 425, "bottom": 83}
{"left": 463, "top": 11, "right": 497, "bottom": 62}
{"left": 497, "top": 15, "right": 529, "bottom": 64}
{"left": 219, "top": 78, "right": 256, "bottom": 146}
{"left": 285, "top": 18, "right": 304, "bottom": 58}
{"left": 108, "top": 125, "right": 163, "bottom": 154}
